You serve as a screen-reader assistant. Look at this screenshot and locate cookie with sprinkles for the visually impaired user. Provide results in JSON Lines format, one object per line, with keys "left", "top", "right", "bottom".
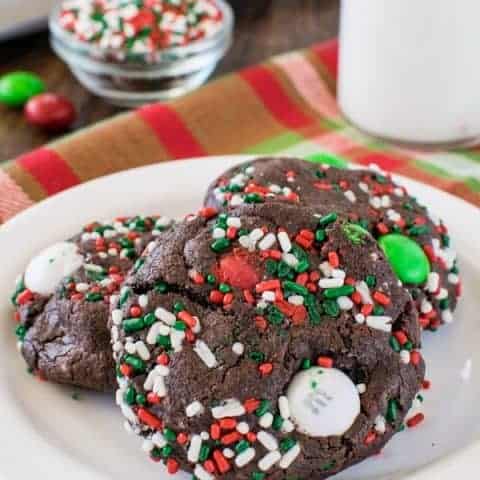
{"left": 204, "top": 157, "right": 461, "bottom": 331}
{"left": 11, "top": 215, "right": 173, "bottom": 391}
{"left": 113, "top": 203, "right": 425, "bottom": 479}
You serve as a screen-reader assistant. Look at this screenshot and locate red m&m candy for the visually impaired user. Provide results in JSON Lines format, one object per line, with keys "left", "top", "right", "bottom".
{"left": 24, "top": 93, "right": 76, "bottom": 132}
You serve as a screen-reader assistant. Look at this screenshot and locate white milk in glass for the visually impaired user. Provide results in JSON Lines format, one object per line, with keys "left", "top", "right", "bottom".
{"left": 338, "top": 0, "right": 480, "bottom": 146}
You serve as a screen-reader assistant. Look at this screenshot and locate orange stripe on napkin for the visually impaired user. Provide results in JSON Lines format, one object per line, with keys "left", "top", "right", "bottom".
{"left": 0, "top": 170, "right": 34, "bottom": 223}
{"left": 16, "top": 148, "right": 80, "bottom": 195}
{"left": 138, "top": 104, "right": 207, "bottom": 158}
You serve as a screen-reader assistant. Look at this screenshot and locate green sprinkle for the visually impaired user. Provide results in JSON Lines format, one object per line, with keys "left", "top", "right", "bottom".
{"left": 279, "top": 437, "right": 296, "bottom": 453}
{"left": 323, "top": 285, "right": 355, "bottom": 299}
{"left": 119, "top": 288, "right": 131, "bottom": 307}
{"left": 277, "top": 261, "right": 292, "bottom": 278}
{"left": 157, "top": 335, "right": 172, "bottom": 349}
{"left": 255, "top": 400, "right": 271, "bottom": 417}
{"left": 86, "top": 292, "right": 103, "bottom": 302}
{"left": 389, "top": 336, "right": 401, "bottom": 353}
{"left": 144, "top": 313, "right": 156, "bottom": 327}
{"left": 163, "top": 428, "right": 177, "bottom": 442}
{"left": 244, "top": 193, "right": 263, "bottom": 204}
{"left": 174, "top": 320, "right": 187, "bottom": 331}
{"left": 318, "top": 212, "right": 338, "bottom": 228}
{"left": 11, "top": 278, "right": 25, "bottom": 306}
{"left": 441, "top": 234, "right": 450, "bottom": 248}
{"left": 249, "top": 351, "right": 265, "bottom": 363}
{"left": 267, "top": 306, "right": 284, "bottom": 325}
{"left": 124, "top": 354, "right": 146, "bottom": 373}
{"left": 272, "top": 414, "right": 284, "bottom": 431}
{"left": 343, "top": 223, "right": 369, "bottom": 246}
{"left": 283, "top": 280, "right": 308, "bottom": 296}
{"left": 155, "top": 282, "right": 169, "bottom": 293}
{"left": 124, "top": 387, "right": 137, "bottom": 405}
{"left": 219, "top": 283, "right": 231, "bottom": 293}
{"left": 133, "top": 258, "right": 145, "bottom": 273}
{"left": 265, "top": 259, "right": 278, "bottom": 276}
{"left": 373, "top": 305, "right": 385, "bottom": 316}
{"left": 211, "top": 237, "right": 231, "bottom": 253}
{"left": 301, "top": 359, "right": 312, "bottom": 370}
{"left": 199, "top": 443, "right": 211, "bottom": 462}
{"left": 322, "top": 299, "right": 340, "bottom": 317}
{"left": 315, "top": 229, "right": 326, "bottom": 243}
{"left": 136, "top": 393, "right": 147, "bottom": 406}
{"left": 408, "top": 225, "right": 430, "bottom": 237}
{"left": 404, "top": 341, "right": 413, "bottom": 351}
{"left": 251, "top": 473, "right": 266, "bottom": 480}
{"left": 439, "top": 298, "right": 450, "bottom": 310}
{"left": 123, "top": 317, "right": 145, "bottom": 333}
{"left": 235, "top": 440, "right": 250, "bottom": 454}
{"left": 161, "top": 445, "right": 173, "bottom": 458}
{"left": 207, "top": 274, "right": 217, "bottom": 285}
{"left": 386, "top": 399, "right": 399, "bottom": 423}
{"left": 15, "top": 324, "right": 27, "bottom": 341}
{"left": 119, "top": 237, "right": 134, "bottom": 249}
{"left": 365, "top": 275, "right": 377, "bottom": 288}
{"left": 173, "top": 302, "right": 185, "bottom": 313}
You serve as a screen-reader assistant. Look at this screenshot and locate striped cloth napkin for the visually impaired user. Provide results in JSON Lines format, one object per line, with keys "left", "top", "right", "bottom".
{"left": 1, "top": 39, "right": 479, "bottom": 224}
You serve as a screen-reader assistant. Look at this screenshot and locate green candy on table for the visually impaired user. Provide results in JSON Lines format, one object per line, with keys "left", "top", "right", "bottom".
{"left": 378, "top": 233, "right": 431, "bottom": 285}
{"left": 305, "top": 151, "right": 349, "bottom": 168}
{"left": 0, "top": 72, "right": 46, "bottom": 107}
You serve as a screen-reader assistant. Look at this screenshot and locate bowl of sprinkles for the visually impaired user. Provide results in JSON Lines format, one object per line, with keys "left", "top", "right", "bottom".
{"left": 49, "top": 0, "right": 234, "bottom": 106}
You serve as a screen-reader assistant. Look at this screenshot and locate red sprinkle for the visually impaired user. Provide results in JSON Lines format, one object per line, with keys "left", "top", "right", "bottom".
{"left": 256, "top": 279, "right": 281, "bottom": 293}
{"left": 137, "top": 408, "right": 163, "bottom": 430}
{"left": 422, "top": 380, "right": 431, "bottom": 390}
{"left": 317, "top": 356, "right": 334, "bottom": 368}
{"left": 177, "top": 432, "right": 189, "bottom": 445}
{"left": 244, "top": 398, "right": 260, "bottom": 414}
{"left": 147, "top": 392, "right": 161, "bottom": 404}
{"left": 246, "top": 432, "right": 257, "bottom": 443}
{"left": 157, "top": 353, "right": 170, "bottom": 365}
{"left": 166, "top": 459, "right": 180, "bottom": 475}
{"left": 213, "top": 450, "right": 231, "bottom": 474}
{"left": 364, "top": 431, "right": 377, "bottom": 445}
{"left": 255, "top": 316, "right": 268, "bottom": 331}
{"left": 210, "top": 290, "right": 224, "bottom": 304}
{"left": 410, "top": 351, "right": 422, "bottom": 366}
{"left": 191, "top": 271, "right": 205, "bottom": 285}
{"left": 210, "top": 423, "right": 221, "bottom": 440}
{"left": 373, "top": 291, "right": 391, "bottom": 306}
{"left": 393, "top": 331, "right": 408, "bottom": 345}
{"left": 243, "top": 290, "right": 254, "bottom": 304}
{"left": 178, "top": 311, "right": 197, "bottom": 329}
{"left": 328, "top": 251, "right": 339, "bottom": 268}
{"left": 130, "top": 305, "right": 142, "bottom": 317}
{"left": 377, "top": 223, "right": 389, "bottom": 235}
{"left": 199, "top": 207, "right": 218, "bottom": 219}
{"left": 361, "top": 304, "right": 374, "bottom": 316}
{"left": 259, "top": 363, "right": 274, "bottom": 376}
{"left": 204, "top": 460, "right": 216, "bottom": 474}
{"left": 119, "top": 364, "right": 133, "bottom": 377}
{"left": 219, "top": 418, "right": 237, "bottom": 430}
{"left": 226, "top": 227, "right": 237, "bottom": 239}
{"left": 223, "top": 293, "right": 234, "bottom": 305}
{"left": 221, "top": 431, "right": 242, "bottom": 445}
{"left": 407, "top": 413, "right": 425, "bottom": 428}
{"left": 17, "top": 289, "right": 34, "bottom": 305}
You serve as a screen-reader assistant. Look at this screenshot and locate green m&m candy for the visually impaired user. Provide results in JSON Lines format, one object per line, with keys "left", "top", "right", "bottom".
{"left": 378, "top": 234, "right": 430, "bottom": 285}
{"left": 0, "top": 72, "right": 45, "bottom": 107}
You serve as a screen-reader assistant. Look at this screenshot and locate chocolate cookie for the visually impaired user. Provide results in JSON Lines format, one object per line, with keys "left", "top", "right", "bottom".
{"left": 112, "top": 204, "right": 425, "bottom": 479}
{"left": 11, "top": 215, "right": 173, "bottom": 391}
{"left": 204, "top": 157, "right": 461, "bottom": 331}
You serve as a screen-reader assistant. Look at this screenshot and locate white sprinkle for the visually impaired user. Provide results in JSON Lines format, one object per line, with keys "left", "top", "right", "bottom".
{"left": 235, "top": 447, "right": 256, "bottom": 467}
{"left": 153, "top": 376, "right": 167, "bottom": 397}
{"left": 152, "top": 432, "right": 167, "bottom": 448}
{"left": 186, "top": 401, "right": 205, "bottom": 417}
{"left": 213, "top": 227, "right": 226, "bottom": 239}
{"left": 262, "top": 291, "right": 276, "bottom": 302}
{"left": 394, "top": 187, "right": 404, "bottom": 197}
{"left": 366, "top": 315, "right": 393, "bottom": 333}
{"left": 155, "top": 307, "right": 176, "bottom": 325}
{"left": 170, "top": 328, "right": 186, "bottom": 352}
{"left": 125, "top": 342, "right": 136, "bottom": 354}
{"left": 381, "top": 195, "right": 392, "bottom": 208}
{"left": 279, "top": 443, "right": 301, "bottom": 469}
{"left": 194, "top": 464, "right": 214, "bottom": 480}
{"left": 258, "top": 233, "right": 276, "bottom": 250}
{"left": 84, "top": 263, "right": 103, "bottom": 273}
{"left": 269, "top": 184, "right": 281, "bottom": 193}
{"left": 113, "top": 341, "right": 122, "bottom": 352}
{"left": 281, "top": 419, "right": 295, "bottom": 433}
{"left": 425, "top": 272, "right": 440, "bottom": 293}
{"left": 278, "top": 231, "right": 292, "bottom": 253}
{"left": 112, "top": 309, "right": 123, "bottom": 325}
{"left": 331, "top": 268, "right": 346, "bottom": 279}
{"left": 318, "top": 277, "right": 344, "bottom": 289}
{"left": 226, "top": 217, "right": 241, "bottom": 228}
{"left": 138, "top": 294, "right": 148, "bottom": 308}
{"left": 420, "top": 299, "right": 433, "bottom": 314}
{"left": 355, "top": 281, "right": 373, "bottom": 305}
{"left": 194, "top": 340, "right": 218, "bottom": 368}
{"left": 344, "top": 190, "right": 356, "bottom": 203}
{"left": 250, "top": 228, "right": 265, "bottom": 243}
{"left": 319, "top": 261, "right": 333, "bottom": 277}
{"left": 230, "top": 194, "right": 244, "bottom": 207}
{"left": 278, "top": 396, "right": 290, "bottom": 420}
{"left": 355, "top": 313, "right": 365, "bottom": 324}
{"left": 448, "top": 273, "right": 459, "bottom": 285}
{"left": 400, "top": 350, "right": 411, "bottom": 364}
{"left": 435, "top": 288, "right": 448, "bottom": 300}
{"left": 288, "top": 295, "right": 304, "bottom": 306}
{"left": 359, "top": 182, "right": 369, "bottom": 193}
{"left": 232, "top": 342, "right": 245, "bottom": 356}
{"left": 337, "top": 296, "right": 353, "bottom": 310}
{"left": 375, "top": 415, "right": 386, "bottom": 434}
{"left": 442, "top": 309, "right": 453, "bottom": 324}
{"left": 239, "top": 235, "right": 253, "bottom": 251}
{"left": 258, "top": 412, "right": 274, "bottom": 429}
{"left": 142, "top": 439, "right": 154, "bottom": 453}
{"left": 257, "top": 431, "right": 279, "bottom": 451}
{"left": 75, "top": 283, "right": 89, "bottom": 293}
{"left": 236, "top": 422, "right": 250, "bottom": 434}
{"left": 223, "top": 448, "right": 235, "bottom": 459}
{"left": 369, "top": 196, "right": 382, "bottom": 209}
{"left": 135, "top": 341, "right": 151, "bottom": 361}
{"left": 356, "top": 383, "right": 367, "bottom": 394}
{"left": 212, "top": 399, "right": 246, "bottom": 419}
{"left": 282, "top": 253, "right": 299, "bottom": 268}
{"left": 258, "top": 450, "right": 281, "bottom": 472}
{"left": 188, "top": 435, "right": 203, "bottom": 463}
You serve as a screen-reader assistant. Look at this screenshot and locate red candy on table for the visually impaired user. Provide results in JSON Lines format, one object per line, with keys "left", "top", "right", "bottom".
{"left": 24, "top": 93, "right": 76, "bottom": 132}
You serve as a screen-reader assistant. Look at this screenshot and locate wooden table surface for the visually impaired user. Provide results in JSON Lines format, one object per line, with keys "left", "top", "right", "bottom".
{"left": 0, "top": 0, "right": 339, "bottom": 161}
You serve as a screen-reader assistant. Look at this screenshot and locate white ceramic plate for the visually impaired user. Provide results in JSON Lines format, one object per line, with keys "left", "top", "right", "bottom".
{"left": 0, "top": 0, "right": 56, "bottom": 42}
{"left": 0, "top": 155, "right": 478, "bottom": 480}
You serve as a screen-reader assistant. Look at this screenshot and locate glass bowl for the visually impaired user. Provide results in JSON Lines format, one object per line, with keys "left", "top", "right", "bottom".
{"left": 49, "top": 1, "right": 234, "bottom": 108}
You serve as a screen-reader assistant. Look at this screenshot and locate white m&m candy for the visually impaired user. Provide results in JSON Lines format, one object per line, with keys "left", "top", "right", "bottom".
{"left": 287, "top": 367, "right": 360, "bottom": 437}
{"left": 24, "top": 242, "right": 84, "bottom": 295}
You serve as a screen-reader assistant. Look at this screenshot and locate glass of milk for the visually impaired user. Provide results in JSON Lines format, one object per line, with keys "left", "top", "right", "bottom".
{"left": 338, "top": 0, "right": 480, "bottom": 147}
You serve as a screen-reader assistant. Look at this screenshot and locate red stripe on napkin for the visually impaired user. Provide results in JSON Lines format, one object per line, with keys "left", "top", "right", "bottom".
{"left": 16, "top": 148, "right": 80, "bottom": 195}
{"left": 240, "top": 65, "right": 314, "bottom": 129}
{"left": 137, "top": 104, "right": 206, "bottom": 159}
{"left": 312, "top": 39, "right": 339, "bottom": 79}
